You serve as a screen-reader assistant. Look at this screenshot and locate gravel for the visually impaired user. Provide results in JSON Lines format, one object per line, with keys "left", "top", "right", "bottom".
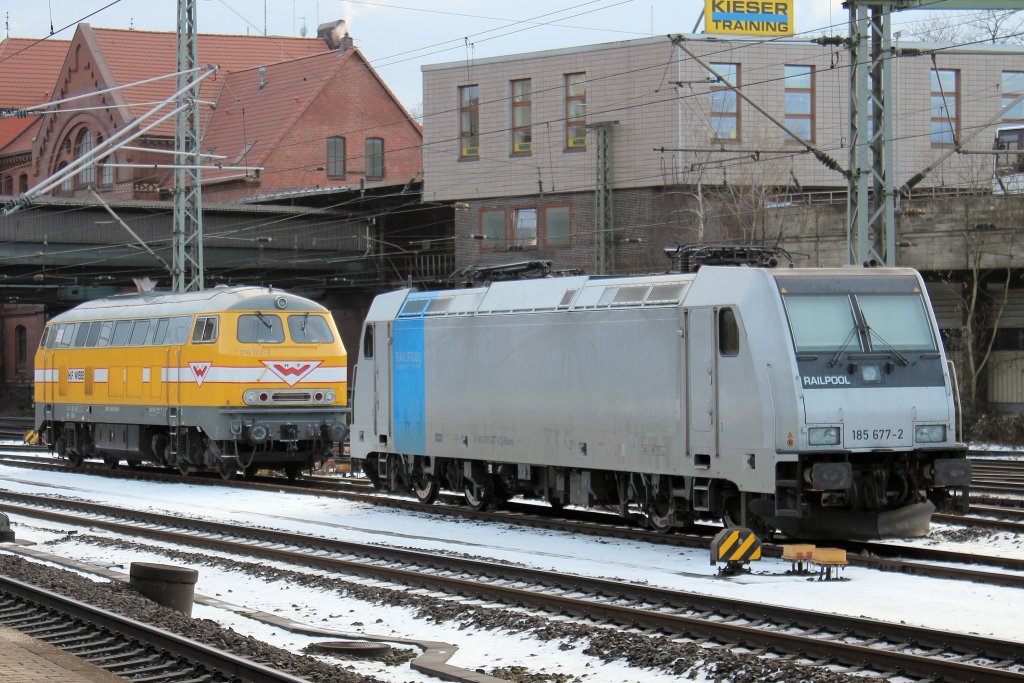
{"left": 37, "top": 533, "right": 867, "bottom": 682}
{"left": 0, "top": 553, "right": 379, "bottom": 683}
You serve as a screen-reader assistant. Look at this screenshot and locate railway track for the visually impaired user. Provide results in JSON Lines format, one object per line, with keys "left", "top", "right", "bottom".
{"left": 1, "top": 491, "right": 1021, "bottom": 682}
{"left": 0, "top": 416, "right": 33, "bottom": 441}
{"left": 1, "top": 447, "right": 1022, "bottom": 585}
{"left": 969, "top": 458, "right": 1024, "bottom": 495}
{"left": 0, "top": 573, "right": 307, "bottom": 682}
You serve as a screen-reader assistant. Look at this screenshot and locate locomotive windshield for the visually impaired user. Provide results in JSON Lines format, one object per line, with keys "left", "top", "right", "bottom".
{"left": 783, "top": 293, "right": 936, "bottom": 354}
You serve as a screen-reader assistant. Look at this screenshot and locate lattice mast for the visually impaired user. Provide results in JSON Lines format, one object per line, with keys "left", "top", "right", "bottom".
{"left": 173, "top": 0, "right": 204, "bottom": 292}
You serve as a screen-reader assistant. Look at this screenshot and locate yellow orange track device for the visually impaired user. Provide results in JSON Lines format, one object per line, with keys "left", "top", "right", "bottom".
{"left": 711, "top": 527, "right": 762, "bottom": 576}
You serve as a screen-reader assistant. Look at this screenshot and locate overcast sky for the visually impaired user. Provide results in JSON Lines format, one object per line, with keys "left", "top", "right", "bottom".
{"left": 4, "top": 1, "right": 967, "bottom": 114}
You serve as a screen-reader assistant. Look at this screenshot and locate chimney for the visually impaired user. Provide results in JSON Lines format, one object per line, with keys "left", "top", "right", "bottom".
{"left": 317, "top": 19, "right": 351, "bottom": 50}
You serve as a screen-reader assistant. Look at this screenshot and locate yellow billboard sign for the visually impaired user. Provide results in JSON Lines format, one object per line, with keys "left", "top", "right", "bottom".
{"left": 705, "top": 0, "right": 794, "bottom": 37}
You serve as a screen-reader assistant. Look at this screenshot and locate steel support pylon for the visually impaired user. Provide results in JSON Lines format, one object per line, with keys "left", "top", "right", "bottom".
{"left": 592, "top": 122, "right": 616, "bottom": 275}
{"left": 173, "top": 0, "right": 204, "bottom": 292}
{"left": 848, "top": 2, "right": 895, "bottom": 267}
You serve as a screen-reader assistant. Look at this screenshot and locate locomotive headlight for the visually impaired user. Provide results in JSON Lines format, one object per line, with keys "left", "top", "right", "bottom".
{"left": 808, "top": 426, "right": 841, "bottom": 446}
{"left": 915, "top": 424, "right": 946, "bottom": 443}
{"left": 325, "top": 390, "right": 336, "bottom": 403}
{"left": 243, "top": 390, "right": 258, "bottom": 405}
{"left": 861, "top": 364, "right": 882, "bottom": 383}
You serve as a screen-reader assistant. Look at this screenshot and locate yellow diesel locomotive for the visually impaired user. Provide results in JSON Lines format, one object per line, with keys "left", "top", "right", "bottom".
{"left": 34, "top": 286, "right": 348, "bottom": 479}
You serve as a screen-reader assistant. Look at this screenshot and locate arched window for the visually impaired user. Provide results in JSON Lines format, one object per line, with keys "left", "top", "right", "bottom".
{"left": 97, "top": 134, "right": 113, "bottom": 186}
{"left": 76, "top": 129, "right": 95, "bottom": 186}
{"left": 58, "top": 162, "right": 73, "bottom": 194}
{"left": 15, "top": 325, "right": 27, "bottom": 373}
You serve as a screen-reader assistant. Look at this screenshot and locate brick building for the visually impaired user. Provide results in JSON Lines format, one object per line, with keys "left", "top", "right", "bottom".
{"left": 2, "top": 21, "right": 421, "bottom": 203}
{"left": 421, "top": 33, "right": 1024, "bottom": 275}
{"left": 0, "top": 22, "right": 427, "bottom": 388}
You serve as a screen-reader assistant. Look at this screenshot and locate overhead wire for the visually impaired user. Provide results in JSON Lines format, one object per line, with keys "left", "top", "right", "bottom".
{"left": 6, "top": 0, "right": 1015, "bottom": 280}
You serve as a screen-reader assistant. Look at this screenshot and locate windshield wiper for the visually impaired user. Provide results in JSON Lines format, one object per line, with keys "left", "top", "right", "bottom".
{"left": 828, "top": 326, "right": 861, "bottom": 368}
{"left": 866, "top": 326, "right": 911, "bottom": 367}
{"left": 255, "top": 311, "right": 273, "bottom": 330}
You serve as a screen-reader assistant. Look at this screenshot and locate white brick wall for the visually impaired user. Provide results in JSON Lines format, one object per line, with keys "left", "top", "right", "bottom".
{"left": 422, "top": 35, "right": 1024, "bottom": 201}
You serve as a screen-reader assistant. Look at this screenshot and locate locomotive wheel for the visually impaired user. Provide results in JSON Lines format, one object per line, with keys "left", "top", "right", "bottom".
{"left": 646, "top": 500, "right": 676, "bottom": 534}
{"left": 284, "top": 462, "right": 303, "bottom": 481}
{"left": 178, "top": 461, "right": 191, "bottom": 477}
{"left": 219, "top": 461, "right": 238, "bottom": 481}
{"left": 412, "top": 476, "right": 439, "bottom": 504}
{"left": 103, "top": 454, "right": 120, "bottom": 470}
{"left": 463, "top": 484, "right": 491, "bottom": 511}
{"left": 243, "top": 463, "right": 261, "bottom": 480}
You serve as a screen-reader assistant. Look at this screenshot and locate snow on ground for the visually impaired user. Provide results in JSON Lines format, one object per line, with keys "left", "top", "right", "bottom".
{"left": 1, "top": 462, "right": 1022, "bottom": 681}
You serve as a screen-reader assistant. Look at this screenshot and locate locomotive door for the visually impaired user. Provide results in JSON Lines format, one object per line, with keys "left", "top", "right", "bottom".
{"left": 686, "top": 307, "right": 717, "bottom": 457}
{"left": 372, "top": 321, "right": 392, "bottom": 438}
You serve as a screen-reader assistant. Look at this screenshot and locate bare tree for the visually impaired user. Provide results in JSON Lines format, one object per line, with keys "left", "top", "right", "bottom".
{"left": 905, "top": 10, "right": 1024, "bottom": 45}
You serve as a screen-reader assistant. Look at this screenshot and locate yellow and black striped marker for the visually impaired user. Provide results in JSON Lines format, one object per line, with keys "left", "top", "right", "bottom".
{"left": 710, "top": 527, "right": 762, "bottom": 570}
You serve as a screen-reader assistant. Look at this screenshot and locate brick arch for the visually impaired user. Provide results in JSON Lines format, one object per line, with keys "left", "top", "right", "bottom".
{"left": 44, "top": 113, "right": 105, "bottom": 181}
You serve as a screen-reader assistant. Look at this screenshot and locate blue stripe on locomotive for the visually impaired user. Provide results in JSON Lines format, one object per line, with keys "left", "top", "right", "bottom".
{"left": 393, "top": 317, "right": 426, "bottom": 454}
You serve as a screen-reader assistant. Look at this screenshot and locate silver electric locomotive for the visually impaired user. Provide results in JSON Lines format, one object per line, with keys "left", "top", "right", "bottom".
{"left": 350, "top": 266, "right": 969, "bottom": 538}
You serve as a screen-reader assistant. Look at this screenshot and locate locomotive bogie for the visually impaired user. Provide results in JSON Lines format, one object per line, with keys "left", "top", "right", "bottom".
{"left": 351, "top": 267, "right": 970, "bottom": 539}
{"left": 34, "top": 286, "right": 348, "bottom": 479}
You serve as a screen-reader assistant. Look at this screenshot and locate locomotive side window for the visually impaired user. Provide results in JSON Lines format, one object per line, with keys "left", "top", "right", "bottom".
{"left": 719, "top": 307, "right": 740, "bottom": 357}
{"left": 59, "top": 324, "right": 77, "bottom": 348}
{"left": 129, "top": 319, "right": 151, "bottom": 346}
{"left": 192, "top": 316, "right": 219, "bottom": 344}
{"left": 112, "top": 320, "right": 133, "bottom": 346}
{"left": 237, "top": 313, "right": 284, "bottom": 343}
{"left": 39, "top": 326, "right": 50, "bottom": 349}
{"left": 783, "top": 295, "right": 860, "bottom": 353}
{"left": 857, "top": 295, "right": 937, "bottom": 351}
{"left": 288, "top": 314, "right": 334, "bottom": 343}
{"left": 166, "top": 317, "right": 191, "bottom": 345}
{"left": 151, "top": 318, "right": 169, "bottom": 345}
{"left": 96, "top": 321, "right": 113, "bottom": 347}
{"left": 74, "top": 322, "right": 92, "bottom": 347}
{"left": 85, "top": 322, "right": 102, "bottom": 347}
{"left": 363, "top": 325, "right": 374, "bottom": 359}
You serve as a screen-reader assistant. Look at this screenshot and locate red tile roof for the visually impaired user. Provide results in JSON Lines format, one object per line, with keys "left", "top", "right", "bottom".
{"left": 0, "top": 38, "right": 70, "bottom": 108}
{"left": 89, "top": 26, "right": 330, "bottom": 136}
{"left": 201, "top": 50, "right": 352, "bottom": 178}
{"left": 0, "top": 117, "right": 39, "bottom": 152}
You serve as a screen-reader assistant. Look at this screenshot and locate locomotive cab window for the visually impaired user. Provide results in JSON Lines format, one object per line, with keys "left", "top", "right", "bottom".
{"left": 856, "top": 295, "right": 937, "bottom": 351}
{"left": 719, "top": 307, "right": 740, "bottom": 357}
{"left": 192, "top": 316, "right": 219, "bottom": 344}
{"left": 288, "top": 314, "right": 334, "bottom": 343}
{"left": 783, "top": 295, "right": 860, "bottom": 353}
{"left": 363, "top": 325, "right": 374, "bottom": 359}
{"left": 237, "top": 313, "right": 284, "bottom": 343}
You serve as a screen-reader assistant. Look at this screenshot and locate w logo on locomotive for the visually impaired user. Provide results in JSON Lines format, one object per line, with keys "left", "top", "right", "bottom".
{"left": 261, "top": 360, "right": 322, "bottom": 386}
{"left": 189, "top": 362, "right": 212, "bottom": 386}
